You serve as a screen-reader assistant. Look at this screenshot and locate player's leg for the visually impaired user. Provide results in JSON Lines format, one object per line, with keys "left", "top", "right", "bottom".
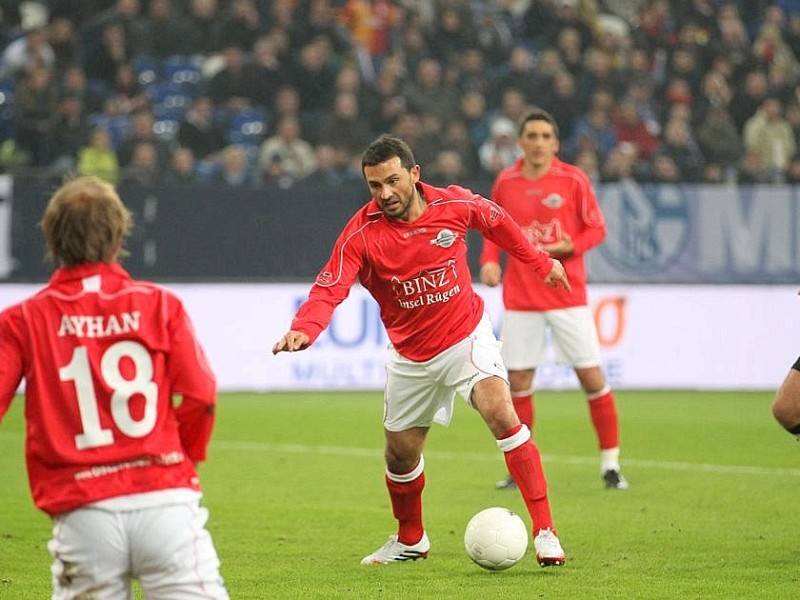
{"left": 48, "top": 508, "right": 133, "bottom": 600}
{"left": 361, "top": 427, "right": 431, "bottom": 564}
{"left": 470, "top": 376, "right": 565, "bottom": 566}
{"left": 496, "top": 311, "right": 548, "bottom": 489}
{"left": 362, "top": 348, "right": 439, "bottom": 564}
{"left": 772, "top": 357, "right": 800, "bottom": 437}
{"left": 551, "top": 307, "right": 628, "bottom": 489}
{"left": 133, "top": 501, "right": 228, "bottom": 599}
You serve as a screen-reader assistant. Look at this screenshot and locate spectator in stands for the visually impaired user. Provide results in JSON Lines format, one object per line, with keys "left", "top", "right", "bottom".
{"left": 290, "top": 36, "right": 339, "bottom": 130}
{"left": 141, "top": 0, "right": 193, "bottom": 59}
{"left": 185, "top": 0, "right": 223, "bottom": 55}
{"left": 541, "top": 71, "right": 580, "bottom": 141}
{"left": 564, "top": 104, "right": 617, "bottom": 162}
{"left": 219, "top": 143, "right": 258, "bottom": 187}
{"left": 122, "top": 140, "right": 162, "bottom": 185}
{"left": 0, "top": 23, "right": 54, "bottom": 80}
{"left": 318, "top": 91, "right": 374, "bottom": 156}
{"left": 249, "top": 33, "right": 291, "bottom": 110}
{"left": 84, "top": 22, "right": 130, "bottom": 87}
{"left": 77, "top": 127, "right": 120, "bottom": 184}
{"left": 658, "top": 118, "right": 705, "bottom": 182}
{"left": 743, "top": 96, "right": 797, "bottom": 183}
{"left": 441, "top": 118, "right": 481, "bottom": 176}
{"left": 177, "top": 95, "right": 226, "bottom": 160}
{"left": 51, "top": 92, "right": 90, "bottom": 173}
{"left": 601, "top": 141, "right": 642, "bottom": 182}
{"left": 117, "top": 106, "right": 172, "bottom": 168}
{"left": 428, "top": 148, "right": 466, "bottom": 186}
{"left": 730, "top": 70, "right": 770, "bottom": 131}
{"left": 80, "top": 0, "right": 149, "bottom": 53}
{"left": 696, "top": 104, "right": 744, "bottom": 179}
{"left": 479, "top": 116, "right": 521, "bottom": 176}
{"left": 103, "top": 62, "right": 148, "bottom": 117}
{"left": 165, "top": 146, "right": 198, "bottom": 185}
{"left": 294, "top": 0, "right": 352, "bottom": 54}
{"left": 402, "top": 58, "right": 461, "bottom": 125}
{"left": 428, "top": 5, "right": 478, "bottom": 64}
{"left": 494, "top": 45, "right": 537, "bottom": 104}
{"left": 47, "top": 17, "right": 80, "bottom": 72}
{"left": 207, "top": 45, "right": 263, "bottom": 111}
{"left": 737, "top": 147, "right": 768, "bottom": 184}
{"left": 574, "top": 148, "right": 601, "bottom": 182}
{"left": 337, "top": 0, "right": 401, "bottom": 68}
{"left": 459, "top": 90, "right": 492, "bottom": 149}
{"left": 220, "top": 0, "right": 264, "bottom": 51}
{"left": 304, "top": 143, "right": 358, "bottom": 187}
{"left": 15, "top": 65, "right": 58, "bottom": 166}
{"left": 612, "top": 98, "right": 660, "bottom": 162}
{"left": 258, "top": 117, "right": 317, "bottom": 184}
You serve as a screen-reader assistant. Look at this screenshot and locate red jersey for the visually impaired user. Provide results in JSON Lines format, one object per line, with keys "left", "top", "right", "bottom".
{"left": 291, "top": 181, "right": 554, "bottom": 361}
{"left": 480, "top": 157, "right": 605, "bottom": 310}
{"left": 0, "top": 262, "right": 217, "bottom": 516}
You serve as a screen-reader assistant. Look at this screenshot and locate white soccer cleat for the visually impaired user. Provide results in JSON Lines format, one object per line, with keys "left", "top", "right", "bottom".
{"left": 533, "top": 528, "right": 566, "bottom": 567}
{"left": 360, "top": 532, "right": 430, "bottom": 565}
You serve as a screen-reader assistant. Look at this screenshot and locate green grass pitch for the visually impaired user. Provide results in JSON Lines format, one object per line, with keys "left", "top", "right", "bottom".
{"left": 1, "top": 390, "right": 799, "bottom": 599}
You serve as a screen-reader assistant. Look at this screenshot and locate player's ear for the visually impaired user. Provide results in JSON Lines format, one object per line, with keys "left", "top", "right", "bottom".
{"left": 410, "top": 164, "right": 421, "bottom": 182}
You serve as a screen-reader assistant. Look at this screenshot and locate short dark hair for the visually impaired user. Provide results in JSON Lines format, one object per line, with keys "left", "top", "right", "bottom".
{"left": 518, "top": 107, "right": 560, "bottom": 139}
{"left": 362, "top": 135, "right": 416, "bottom": 173}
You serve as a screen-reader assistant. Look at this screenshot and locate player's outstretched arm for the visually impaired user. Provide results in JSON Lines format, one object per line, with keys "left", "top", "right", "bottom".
{"left": 272, "top": 330, "right": 311, "bottom": 354}
{"left": 543, "top": 259, "right": 571, "bottom": 291}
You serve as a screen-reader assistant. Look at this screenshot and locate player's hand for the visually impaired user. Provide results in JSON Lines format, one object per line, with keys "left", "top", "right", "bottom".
{"left": 543, "top": 233, "right": 574, "bottom": 258}
{"left": 272, "top": 330, "right": 310, "bottom": 354}
{"left": 544, "top": 259, "right": 571, "bottom": 291}
{"left": 479, "top": 262, "right": 502, "bottom": 287}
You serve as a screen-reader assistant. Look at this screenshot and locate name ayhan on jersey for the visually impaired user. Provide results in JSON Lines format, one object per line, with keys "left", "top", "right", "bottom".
{"left": 58, "top": 311, "right": 141, "bottom": 338}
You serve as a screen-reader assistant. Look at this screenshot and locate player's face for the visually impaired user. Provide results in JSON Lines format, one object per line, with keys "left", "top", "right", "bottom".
{"left": 519, "top": 119, "right": 559, "bottom": 169}
{"left": 364, "top": 157, "right": 422, "bottom": 221}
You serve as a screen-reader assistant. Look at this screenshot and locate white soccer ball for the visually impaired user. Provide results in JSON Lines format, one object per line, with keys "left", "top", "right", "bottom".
{"left": 464, "top": 506, "right": 529, "bottom": 571}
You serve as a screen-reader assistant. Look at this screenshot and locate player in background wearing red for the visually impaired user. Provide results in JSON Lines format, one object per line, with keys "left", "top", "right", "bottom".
{"left": 0, "top": 177, "right": 228, "bottom": 599}
{"left": 273, "top": 135, "right": 571, "bottom": 567}
{"left": 480, "top": 108, "right": 629, "bottom": 491}
{"left": 773, "top": 356, "right": 800, "bottom": 439}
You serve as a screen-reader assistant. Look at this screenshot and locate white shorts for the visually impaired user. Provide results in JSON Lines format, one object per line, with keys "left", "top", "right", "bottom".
{"left": 383, "top": 313, "right": 508, "bottom": 432}
{"left": 501, "top": 306, "right": 601, "bottom": 370}
{"left": 48, "top": 500, "right": 228, "bottom": 600}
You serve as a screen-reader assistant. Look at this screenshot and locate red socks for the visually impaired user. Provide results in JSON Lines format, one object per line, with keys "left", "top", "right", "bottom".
{"left": 498, "top": 425, "right": 554, "bottom": 534}
{"left": 386, "top": 459, "right": 425, "bottom": 546}
{"left": 511, "top": 391, "right": 534, "bottom": 430}
{"left": 588, "top": 388, "right": 619, "bottom": 450}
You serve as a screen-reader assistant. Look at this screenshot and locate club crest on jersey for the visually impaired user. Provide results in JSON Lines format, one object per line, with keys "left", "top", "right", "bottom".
{"left": 316, "top": 271, "right": 333, "bottom": 284}
{"left": 429, "top": 229, "right": 458, "bottom": 248}
{"left": 542, "top": 193, "right": 564, "bottom": 209}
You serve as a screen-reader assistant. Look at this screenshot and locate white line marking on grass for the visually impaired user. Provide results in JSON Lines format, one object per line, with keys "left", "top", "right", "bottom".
{"left": 211, "top": 440, "right": 800, "bottom": 478}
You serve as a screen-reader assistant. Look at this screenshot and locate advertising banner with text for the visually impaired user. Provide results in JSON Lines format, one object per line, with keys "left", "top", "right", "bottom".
{"left": 1, "top": 283, "right": 796, "bottom": 392}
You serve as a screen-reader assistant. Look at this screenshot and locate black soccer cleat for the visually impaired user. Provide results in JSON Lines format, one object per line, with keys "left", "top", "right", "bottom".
{"left": 602, "top": 469, "right": 630, "bottom": 490}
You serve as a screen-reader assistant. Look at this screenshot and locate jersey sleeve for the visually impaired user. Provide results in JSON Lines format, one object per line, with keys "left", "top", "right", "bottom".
{"left": 165, "top": 293, "right": 217, "bottom": 462}
{"left": 469, "top": 192, "right": 554, "bottom": 277}
{"left": 290, "top": 217, "right": 366, "bottom": 346}
{"left": 0, "top": 307, "right": 24, "bottom": 424}
{"left": 570, "top": 170, "right": 606, "bottom": 255}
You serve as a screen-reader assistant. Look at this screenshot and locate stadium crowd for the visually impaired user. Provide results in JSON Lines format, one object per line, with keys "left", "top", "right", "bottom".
{"left": 2, "top": 0, "right": 800, "bottom": 188}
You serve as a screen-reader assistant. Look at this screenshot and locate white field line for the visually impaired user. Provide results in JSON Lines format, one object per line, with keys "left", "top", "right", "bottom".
{"left": 2, "top": 433, "right": 796, "bottom": 478}
{"left": 210, "top": 440, "right": 800, "bottom": 478}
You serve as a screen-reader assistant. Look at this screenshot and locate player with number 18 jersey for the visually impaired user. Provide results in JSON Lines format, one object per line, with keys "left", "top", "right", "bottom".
{"left": 0, "top": 262, "right": 217, "bottom": 516}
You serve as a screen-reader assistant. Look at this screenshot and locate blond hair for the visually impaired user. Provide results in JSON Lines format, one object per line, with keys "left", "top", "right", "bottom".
{"left": 40, "top": 176, "right": 132, "bottom": 266}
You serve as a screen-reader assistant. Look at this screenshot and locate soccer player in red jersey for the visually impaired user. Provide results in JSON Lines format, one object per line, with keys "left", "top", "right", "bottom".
{"left": 0, "top": 177, "right": 228, "bottom": 599}
{"left": 479, "top": 108, "right": 628, "bottom": 491}
{"left": 273, "top": 135, "right": 571, "bottom": 567}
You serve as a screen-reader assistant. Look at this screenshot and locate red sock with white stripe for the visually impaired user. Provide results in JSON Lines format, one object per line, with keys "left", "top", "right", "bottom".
{"left": 497, "top": 425, "right": 554, "bottom": 535}
{"left": 386, "top": 456, "right": 425, "bottom": 546}
{"left": 588, "top": 386, "right": 621, "bottom": 471}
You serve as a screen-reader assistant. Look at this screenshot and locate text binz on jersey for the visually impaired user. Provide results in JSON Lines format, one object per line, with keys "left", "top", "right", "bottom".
{"left": 57, "top": 311, "right": 141, "bottom": 338}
